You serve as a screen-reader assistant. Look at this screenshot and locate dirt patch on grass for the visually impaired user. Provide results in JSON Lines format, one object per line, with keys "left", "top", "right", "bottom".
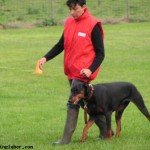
{"left": 0, "top": 21, "right": 59, "bottom": 29}
{"left": 0, "top": 18, "right": 129, "bottom": 30}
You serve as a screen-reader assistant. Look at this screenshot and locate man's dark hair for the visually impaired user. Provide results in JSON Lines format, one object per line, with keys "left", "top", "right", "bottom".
{"left": 66, "top": 0, "right": 86, "bottom": 7}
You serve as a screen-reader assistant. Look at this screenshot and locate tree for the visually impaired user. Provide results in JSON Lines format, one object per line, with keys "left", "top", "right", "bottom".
{"left": 50, "top": 0, "right": 54, "bottom": 19}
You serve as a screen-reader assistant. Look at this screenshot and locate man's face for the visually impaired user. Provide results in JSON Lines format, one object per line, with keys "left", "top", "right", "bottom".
{"left": 69, "top": 4, "right": 86, "bottom": 19}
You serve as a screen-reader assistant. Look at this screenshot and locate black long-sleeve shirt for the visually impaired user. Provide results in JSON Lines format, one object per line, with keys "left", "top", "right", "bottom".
{"left": 44, "top": 24, "right": 105, "bottom": 73}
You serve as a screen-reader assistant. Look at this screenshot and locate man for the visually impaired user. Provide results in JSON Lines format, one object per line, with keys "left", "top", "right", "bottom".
{"left": 39, "top": 0, "right": 107, "bottom": 145}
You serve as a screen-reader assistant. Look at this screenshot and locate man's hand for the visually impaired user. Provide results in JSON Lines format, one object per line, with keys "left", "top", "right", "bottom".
{"left": 80, "top": 69, "right": 92, "bottom": 78}
{"left": 39, "top": 57, "right": 46, "bottom": 69}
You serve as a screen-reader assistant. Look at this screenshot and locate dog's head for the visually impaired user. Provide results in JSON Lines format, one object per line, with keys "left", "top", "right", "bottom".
{"left": 71, "top": 83, "right": 91, "bottom": 104}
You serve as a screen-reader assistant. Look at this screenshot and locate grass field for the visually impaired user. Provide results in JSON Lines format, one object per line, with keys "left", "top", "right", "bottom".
{"left": 0, "top": 0, "right": 149, "bottom": 24}
{"left": 0, "top": 22, "right": 150, "bottom": 150}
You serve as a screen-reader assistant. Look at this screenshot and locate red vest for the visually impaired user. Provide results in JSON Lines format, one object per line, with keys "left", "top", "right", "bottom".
{"left": 64, "top": 8, "right": 104, "bottom": 83}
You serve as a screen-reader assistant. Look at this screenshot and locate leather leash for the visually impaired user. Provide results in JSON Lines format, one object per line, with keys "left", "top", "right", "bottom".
{"left": 84, "top": 84, "right": 94, "bottom": 124}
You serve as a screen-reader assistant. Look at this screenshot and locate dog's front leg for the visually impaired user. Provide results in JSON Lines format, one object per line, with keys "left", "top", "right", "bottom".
{"left": 105, "top": 112, "right": 112, "bottom": 140}
{"left": 81, "top": 119, "right": 95, "bottom": 142}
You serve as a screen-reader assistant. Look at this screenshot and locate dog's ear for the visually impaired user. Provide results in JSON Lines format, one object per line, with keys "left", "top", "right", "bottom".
{"left": 83, "top": 83, "right": 90, "bottom": 99}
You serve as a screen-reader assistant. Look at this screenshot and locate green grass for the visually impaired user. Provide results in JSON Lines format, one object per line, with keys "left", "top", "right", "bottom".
{"left": 0, "top": 0, "right": 149, "bottom": 24}
{"left": 0, "top": 22, "right": 150, "bottom": 150}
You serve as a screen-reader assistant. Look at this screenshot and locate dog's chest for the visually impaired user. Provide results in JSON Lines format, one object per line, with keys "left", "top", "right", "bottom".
{"left": 87, "top": 100, "right": 104, "bottom": 115}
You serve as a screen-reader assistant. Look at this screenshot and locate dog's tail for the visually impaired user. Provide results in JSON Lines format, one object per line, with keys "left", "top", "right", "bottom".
{"left": 131, "top": 84, "right": 150, "bottom": 121}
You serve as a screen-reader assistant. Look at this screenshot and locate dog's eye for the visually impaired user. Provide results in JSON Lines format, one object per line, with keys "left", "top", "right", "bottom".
{"left": 79, "top": 96, "right": 84, "bottom": 100}
{"left": 79, "top": 96, "right": 83, "bottom": 100}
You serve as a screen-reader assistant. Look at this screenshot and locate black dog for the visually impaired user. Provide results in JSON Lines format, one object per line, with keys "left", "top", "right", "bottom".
{"left": 71, "top": 82, "right": 150, "bottom": 141}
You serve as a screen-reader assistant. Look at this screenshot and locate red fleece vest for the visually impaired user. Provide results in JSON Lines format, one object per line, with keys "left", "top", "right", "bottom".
{"left": 64, "top": 9, "right": 104, "bottom": 83}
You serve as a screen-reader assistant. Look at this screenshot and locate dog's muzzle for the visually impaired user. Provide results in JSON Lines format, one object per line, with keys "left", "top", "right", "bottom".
{"left": 72, "top": 97, "right": 80, "bottom": 104}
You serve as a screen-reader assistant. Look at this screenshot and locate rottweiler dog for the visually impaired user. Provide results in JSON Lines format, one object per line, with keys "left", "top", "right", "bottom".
{"left": 71, "top": 82, "right": 150, "bottom": 141}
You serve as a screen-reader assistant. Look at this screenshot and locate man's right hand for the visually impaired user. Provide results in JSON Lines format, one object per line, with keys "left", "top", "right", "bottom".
{"left": 39, "top": 57, "right": 46, "bottom": 69}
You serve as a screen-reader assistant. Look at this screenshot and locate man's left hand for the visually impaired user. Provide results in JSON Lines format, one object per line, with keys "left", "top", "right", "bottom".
{"left": 80, "top": 69, "right": 92, "bottom": 78}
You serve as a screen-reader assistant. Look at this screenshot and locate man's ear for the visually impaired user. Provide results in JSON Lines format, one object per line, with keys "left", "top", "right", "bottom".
{"left": 82, "top": 4, "right": 86, "bottom": 9}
